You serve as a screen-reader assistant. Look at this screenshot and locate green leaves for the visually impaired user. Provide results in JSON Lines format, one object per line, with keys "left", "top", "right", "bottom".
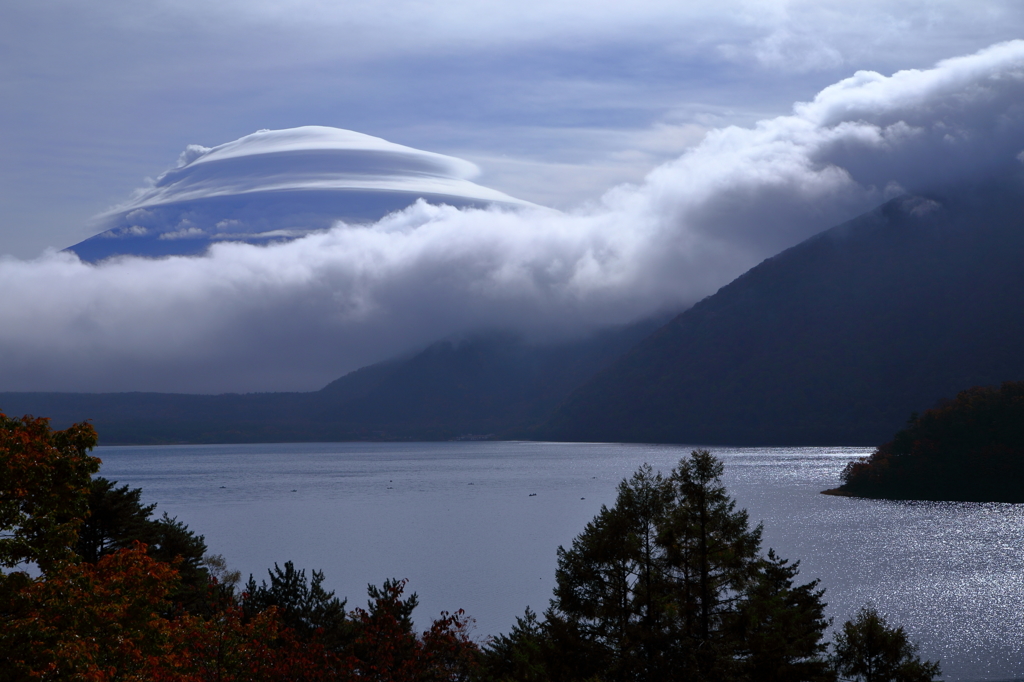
{"left": 244, "top": 560, "right": 350, "bottom": 650}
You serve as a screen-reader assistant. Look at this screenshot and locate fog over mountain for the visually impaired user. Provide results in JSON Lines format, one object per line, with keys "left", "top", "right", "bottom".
{"left": 2, "top": 42, "right": 1024, "bottom": 394}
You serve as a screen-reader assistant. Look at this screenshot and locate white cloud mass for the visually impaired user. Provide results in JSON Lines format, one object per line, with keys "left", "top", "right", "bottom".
{"left": 3, "top": 41, "right": 1024, "bottom": 393}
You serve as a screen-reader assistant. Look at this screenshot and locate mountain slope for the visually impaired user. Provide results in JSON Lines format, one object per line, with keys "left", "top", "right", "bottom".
{"left": 539, "top": 180, "right": 1024, "bottom": 445}
{"left": 0, "top": 318, "right": 664, "bottom": 444}
{"left": 312, "top": 322, "right": 664, "bottom": 439}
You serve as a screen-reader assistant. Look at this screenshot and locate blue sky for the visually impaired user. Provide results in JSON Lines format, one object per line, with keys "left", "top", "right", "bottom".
{"left": 2, "top": 2, "right": 1024, "bottom": 393}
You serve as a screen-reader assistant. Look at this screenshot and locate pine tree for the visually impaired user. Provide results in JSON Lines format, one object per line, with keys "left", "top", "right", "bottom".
{"left": 831, "top": 606, "right": 941, "bottom": 682}
{"left": 547, "top": 450, "right": 828, "bottom": 682}
{"left": 660, "top": 450, "right": 763, "bottom": 679}
{"left": 733, "top": 549, "right": 832, "bottom": 682}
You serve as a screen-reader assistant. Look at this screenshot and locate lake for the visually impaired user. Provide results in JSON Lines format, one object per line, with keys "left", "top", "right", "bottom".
{"left": 96, "top": 441, "right": 1024, "bottom": 681}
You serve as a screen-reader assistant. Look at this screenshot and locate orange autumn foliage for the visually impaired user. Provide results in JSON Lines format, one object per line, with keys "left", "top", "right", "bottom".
{"left": 0, "top": 413, "right": 481, "bottom": 682}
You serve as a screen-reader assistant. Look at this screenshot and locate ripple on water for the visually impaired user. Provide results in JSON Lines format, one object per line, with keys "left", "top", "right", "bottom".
{"left": 97, "top": 442, "right": 1024, "bottom": 681}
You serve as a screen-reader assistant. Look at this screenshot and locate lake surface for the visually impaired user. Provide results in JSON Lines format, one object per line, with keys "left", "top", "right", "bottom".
{"left": 96, "top": 441, "right": 1024, "bottom": 681}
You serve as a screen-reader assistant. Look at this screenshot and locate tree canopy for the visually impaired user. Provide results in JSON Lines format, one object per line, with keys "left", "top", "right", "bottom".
{"left": 831, "top": 607, "right": 941, "bottom": 682}
{"left": 0, "top": 412, "right": 482, "bottom": 680}
{"left": 487, "top": 450, "right": 834, "bottom": 682}
{"left": 0, "top": 413, "right": 945, "bottom": 681}
{"left": 833, "top": 380, "right": 1024, "bottom": 501}
{"left": 0, "top": 413, "right": 98, "bottom": 573}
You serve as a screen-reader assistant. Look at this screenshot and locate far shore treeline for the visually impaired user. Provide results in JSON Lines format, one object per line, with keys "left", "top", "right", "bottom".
{"left": 825, "top": 380, "right": 1024, "bottom": 503}
{"left": 0, "top": 413, "right": 943, "bottom": 681}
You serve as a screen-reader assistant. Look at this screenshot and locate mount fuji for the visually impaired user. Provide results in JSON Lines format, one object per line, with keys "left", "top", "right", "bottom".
{"left": 67, "top": 126, "right": 537, "bottom": 261}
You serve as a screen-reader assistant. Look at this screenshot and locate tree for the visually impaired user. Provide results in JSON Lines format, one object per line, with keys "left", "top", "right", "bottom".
{"left": 660, "top": 449, "right": 763, "bottom": 678}
{"left": 1, "top": 411, "right": 482, "bottom": 680}
{"left": 733, "top": 550, "right": 832, "bottom": 682}
{"left": 0, "top": 542, "right": 178, "bottom": 681}
{"left": 244, "top": 560, "right": 351, "bottom": 650}
{"left": 831, "top": 606, "right": 940, "bottom": 682}
{"left": 348, "top": 578, "right": 480, "bottom": 682}
{"left": 547, "top": 450, "right": 828, "bottom": 682}
{"left": 0, "top": 413, "right": 99, "bottom": 572}
{"left": 480, "top": 608, "right": 552, "bottom": 682}
{"left": 74, "top": 475, "right": 214, "bottom": 611}
{"left": 76, "top": 476, "right": 156, "bottom": 562}
{"left": 551, "top": 463, "right": 674, "bottom": 680}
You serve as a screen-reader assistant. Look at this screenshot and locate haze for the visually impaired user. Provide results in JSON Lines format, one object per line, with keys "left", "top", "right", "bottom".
{"left": 2, "top": 2, "right": 1024, "bottom": 393}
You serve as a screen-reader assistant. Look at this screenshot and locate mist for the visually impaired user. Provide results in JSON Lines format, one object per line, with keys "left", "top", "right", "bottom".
{"left": 3, "top": 41, "right": 1024, "bottom": 393}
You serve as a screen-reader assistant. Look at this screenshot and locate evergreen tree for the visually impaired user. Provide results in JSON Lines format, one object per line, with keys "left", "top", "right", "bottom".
{"left": 545, "top": 450, "right": 829, "bottom": 682}
{"left": 551, "top": 463, "right": 674, "bottom": 681}
{"left": 76, "top": 477, "right": 156, "bottom": 562}
{"left": 733, "top": 550, "right": 832, "bottom": 682}
{"left": 482, "top": 608, "right": 553, "bottom": 682}
{"left": 74, "top": 476, "right": 215, "bottom": 611}
{"left": 831, "top": 606, "right": 941, "bottom": 682}
{"left": 244, "top": 560, "right": 350, "bottom": 650}
{"left": 660, "top": 450, "right": 763, "bottom": 678}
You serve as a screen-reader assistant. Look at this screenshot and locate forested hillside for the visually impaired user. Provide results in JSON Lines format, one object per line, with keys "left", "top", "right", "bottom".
{"left": 539, "top": 180, "right": 1024, "bottom": 445}
{"left": 0, "top": 318, "right": 663, "bottom": 444}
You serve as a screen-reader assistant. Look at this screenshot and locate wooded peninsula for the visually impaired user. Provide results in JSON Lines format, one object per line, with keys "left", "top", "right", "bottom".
{"left": 826, "top": 381, "right": 1024, "bottom": 502}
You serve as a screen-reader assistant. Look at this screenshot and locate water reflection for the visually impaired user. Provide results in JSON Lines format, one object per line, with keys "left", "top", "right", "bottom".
{"left": 97, "top": 442, "right": 1024, "bottom": 681}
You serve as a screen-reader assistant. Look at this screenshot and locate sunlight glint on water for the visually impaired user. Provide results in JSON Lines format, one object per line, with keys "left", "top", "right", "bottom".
{"left": 96, "top": 442, "right": 1024, "bottom": 681}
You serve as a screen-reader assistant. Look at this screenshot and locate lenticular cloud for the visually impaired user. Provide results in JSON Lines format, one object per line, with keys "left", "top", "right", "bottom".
{"left": 69, "top": 126, "right": 535, "bottom": 261}
{"left": 4, "top": 41, "right": 1024, "bottom": 393}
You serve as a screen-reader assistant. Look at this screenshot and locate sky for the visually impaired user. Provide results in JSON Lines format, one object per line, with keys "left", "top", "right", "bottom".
{"left": 2, "top": 1, "right": 1024, "bottom": 393}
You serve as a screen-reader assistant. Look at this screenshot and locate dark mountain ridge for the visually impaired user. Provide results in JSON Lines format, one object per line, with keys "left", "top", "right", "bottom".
{"left": 0, "top": 318, "right": 665, "bottom": 444}
{"left": 7, "top": 179, "right": 1024, "bottom": 446}
{"left": 538, "top": 179, "right": 1024, "bottom": 445}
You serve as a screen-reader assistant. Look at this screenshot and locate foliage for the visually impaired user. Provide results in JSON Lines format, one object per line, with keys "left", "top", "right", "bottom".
{"left": 244, "top": 560, "right": 351, "bottom": 650}
{"left": 499, "top": 450, "right": 831, "bottom": 682}
{"left": 156, "top": 601, "right": 343, "bottom": 682}
{"left": 662, "top": 449, "right": 765, "bottom": 677}
{"left": 0, "top": 542, "right": 178, "bottom": 681}
{"left": 551, "top": 463, "right": 676, "bottom": 680}
{"left": 732, "top": 550, "right": 832, "bottom": 682}
{"left": 348, "top": 578, "right": 480, "bottom": 682}
{"left": 1, "top": 411, "right": 483, "bottom": 681}
{"left": 1, "top": 549, "right": 479, "bottom": 681}
{"left": 0, "top": 413, "right": 99, "bottom": 572}
{"left": 0, "top": 414, "right": 948, "bottom": 682}
{"left": 76, "top": 476, "right": 156, "bottom": 562}
{"left": 839, "top": 381, "right": 1024, "bottom": 501}
{"left": 75, "top": 475, "right": 213, "bottom": 611}
{"left": 480, "top": 608, "right": 553, "bottom": 682}
{"left": 831, "top": 607, "right": 941, "bottom": 682}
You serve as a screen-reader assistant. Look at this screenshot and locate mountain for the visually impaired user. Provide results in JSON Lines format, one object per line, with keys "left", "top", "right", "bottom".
{"left": 0, "top": 318, "right": 664, "bottom": 444}
{"left": 538, "top": 178, "right": 1024, "bottom": 445}
{"left": 67, "top": 127, "right": 536, "bottom": 262}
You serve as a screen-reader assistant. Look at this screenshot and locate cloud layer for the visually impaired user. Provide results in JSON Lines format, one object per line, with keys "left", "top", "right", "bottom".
{"left": 70, "top": 127, "right": 533, "bottom": 260}
{"left": 5, "top": 1, "right": 1024, "bottom": 257}
{"left": 3, "top": 42, "right": 1024, "bottom": 393}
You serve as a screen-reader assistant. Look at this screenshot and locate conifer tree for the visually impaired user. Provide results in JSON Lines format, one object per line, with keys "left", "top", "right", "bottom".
{"left": 547, "top": 450, "right": 830, "bottom": 682}
{"left": 831, "top": 606, "right": 940, "bottom": 682}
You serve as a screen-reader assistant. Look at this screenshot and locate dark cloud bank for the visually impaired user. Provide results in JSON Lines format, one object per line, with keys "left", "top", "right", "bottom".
{"left": 3, "top": 41, "right": 1024, "bottom": 393}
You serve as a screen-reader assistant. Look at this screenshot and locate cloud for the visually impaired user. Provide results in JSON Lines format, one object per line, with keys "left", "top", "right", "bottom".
{"left": 5, "top": 1, "right": 1024, "bottom": 260}
{"left": 70, "top": 126, "right": 536, "bottom": 260}
{"left": 117, "top": 127, "right": 526, "bottom": 211}
{"left": 2, "top": 41, "right": 1024, "bottom": 393}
